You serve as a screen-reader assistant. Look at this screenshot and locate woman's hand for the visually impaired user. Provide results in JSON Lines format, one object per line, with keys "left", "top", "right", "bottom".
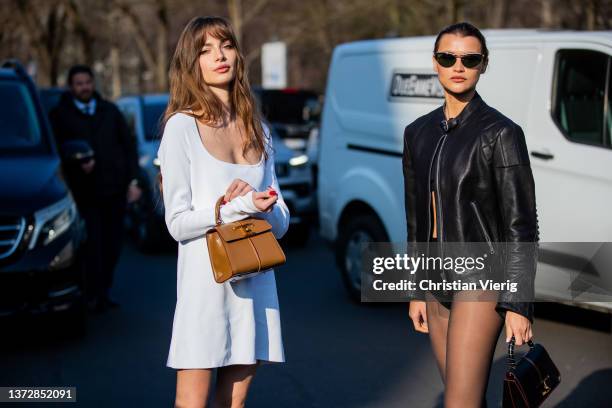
{"left": 223, "top": 180, "right": 278, "bottom": 212}
{"left": 224, "top": 178, "right": 254, "bottom": 202}
{"left": 409, "top": 301, "right": 429, "bottom": 333}
{"left": 252, "top": 186, "right": 277, "bottom": 212}
{"left": 505, "top": 310, "right": 532, "bottom": 345}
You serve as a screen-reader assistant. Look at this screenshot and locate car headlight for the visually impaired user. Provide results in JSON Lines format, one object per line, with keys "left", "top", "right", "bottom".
{"left": 289, "top": 154, "right": 308, "bottom": 167}
{"left": 139, "top": 154, "right": 150, "bottom": 167}
{"left": 29, "top": 195, "right": 77, "bottom": 249}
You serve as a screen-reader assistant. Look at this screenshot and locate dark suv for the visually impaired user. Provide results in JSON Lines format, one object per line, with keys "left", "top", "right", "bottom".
{"left": 0, "top": 61, "right": 87, "bottom": 330}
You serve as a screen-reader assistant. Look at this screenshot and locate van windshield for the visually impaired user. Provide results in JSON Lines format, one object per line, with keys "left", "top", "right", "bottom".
{"left": 0, "top": 80, "right": 45, "bottom": 153}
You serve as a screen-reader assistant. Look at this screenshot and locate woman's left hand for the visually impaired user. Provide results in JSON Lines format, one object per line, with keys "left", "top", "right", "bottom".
{"left": 505, "top": 310, "right": 533, "bottom": 345}
{"left": 252, "top": 187, "right": 277, "bottom": 212}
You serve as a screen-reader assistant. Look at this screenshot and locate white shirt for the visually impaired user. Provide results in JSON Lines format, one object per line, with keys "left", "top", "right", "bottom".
{"left": 73, "top": 97, "right": 97, "bottom": 115}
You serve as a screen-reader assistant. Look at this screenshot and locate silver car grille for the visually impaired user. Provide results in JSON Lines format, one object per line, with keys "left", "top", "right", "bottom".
{"left": 0, "top": 216, "right": 26, "bottom": 259}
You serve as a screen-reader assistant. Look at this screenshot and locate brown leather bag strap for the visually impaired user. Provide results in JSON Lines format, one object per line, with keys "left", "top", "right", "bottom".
{"left": 214, "top": 195, "right": 225, "bottom": 225}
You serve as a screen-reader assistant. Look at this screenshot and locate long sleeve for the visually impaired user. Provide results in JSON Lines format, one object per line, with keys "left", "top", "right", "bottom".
{"left": 254, "top": 126, "right": 290, "bottom": 239}
{"left": 157, "top": 115, "right": 254, "bottom": 243}
{"left": 492, "top": 123, "right": 539, "bottom": 322}
{"left": 403, "top": 125, "right": 425, "bottom": 301}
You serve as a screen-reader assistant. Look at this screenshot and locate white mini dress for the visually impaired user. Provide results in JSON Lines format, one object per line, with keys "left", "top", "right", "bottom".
{"left": 157, "top": 112, "right": 289, "bottom": 369}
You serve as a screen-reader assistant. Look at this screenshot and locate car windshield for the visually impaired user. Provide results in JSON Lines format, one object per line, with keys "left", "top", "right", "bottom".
{"left": 143, "top": 101, "right": 167, "bottom": 141}
{"left": 254, "top": 90, "right": 318, "bottom": 124}
{"left": 0, "top": 80, "right": 45, "bottom": 153}
{"left": 39, "top": 88, "right": 63, "bottom": 114}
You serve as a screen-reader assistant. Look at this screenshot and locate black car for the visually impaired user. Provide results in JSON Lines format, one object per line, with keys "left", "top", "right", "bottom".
{"left": 0, "top": 61, "right": 88, "bottom": 331}
{"left": 252, "top": 87, "right": 321, "bottom": 152}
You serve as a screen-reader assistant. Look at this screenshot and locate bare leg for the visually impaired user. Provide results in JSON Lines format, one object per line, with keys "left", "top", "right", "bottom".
{"left": 444, "top": 291, "right": 503, "bottom": 408}
{"left": 425, "top": 291, "right": 450, "bottom": 383}
{"left": 213, "top": 363, "right": 258, "bottom": 408}
{"left": 175, "top": 369, "right": 213, "bottom": 408}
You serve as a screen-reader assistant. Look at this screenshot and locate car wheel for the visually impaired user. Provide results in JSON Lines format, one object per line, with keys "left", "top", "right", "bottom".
{"left": 337, "top": 214, "right": 388, "bottom": 301}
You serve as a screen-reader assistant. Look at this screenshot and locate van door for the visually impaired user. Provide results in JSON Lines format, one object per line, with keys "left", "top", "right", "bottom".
{"left": 531, "top": 46, "right": 611, "bottom": 241}
{"left": 529, "top": 44, "right": 612, "bottom": 307}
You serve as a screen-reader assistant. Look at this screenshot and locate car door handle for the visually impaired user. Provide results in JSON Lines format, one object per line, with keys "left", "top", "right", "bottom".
{"left": 530, "top": 151, "right": 554, "bottom": 160}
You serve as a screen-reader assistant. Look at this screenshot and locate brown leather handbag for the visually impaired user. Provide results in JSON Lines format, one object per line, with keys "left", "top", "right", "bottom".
{"left": 206, "top": 195, "right": 286, "bottom": 283}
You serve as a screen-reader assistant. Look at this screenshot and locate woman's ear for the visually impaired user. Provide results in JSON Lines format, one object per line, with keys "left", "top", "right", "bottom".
{"left": 480, "top": 60, "right": 488, "bottom": 74}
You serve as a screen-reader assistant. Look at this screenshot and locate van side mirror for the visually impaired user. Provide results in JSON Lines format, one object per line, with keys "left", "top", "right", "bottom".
{"left": 61, "top": 140, "right": 94, "bottom": 164}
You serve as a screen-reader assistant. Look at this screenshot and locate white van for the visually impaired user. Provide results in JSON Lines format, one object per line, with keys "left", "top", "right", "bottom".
{"left": 318, "top": 29, "right": 612, "bottom": 312}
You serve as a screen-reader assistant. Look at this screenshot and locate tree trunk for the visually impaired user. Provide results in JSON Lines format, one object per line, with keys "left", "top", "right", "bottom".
{"left": 156, "top": 0, "right": 168, "bottom": 91}
{"left": 228, "top": 0, "right": 243, "bottom": 46}
{"left": 65, "top": 0, "right": 95, "bottom": 66}
{"left": 110, "top": 45, "right": 122, "bottom": 99}
{"left": 14, "top": 0, "right": 67, "bottom": 86}
{"left": 488, "top": 0, "right": 508, "bottom": 28}
{"left": 541, "top": 0, "right": 555, "bottom": 28}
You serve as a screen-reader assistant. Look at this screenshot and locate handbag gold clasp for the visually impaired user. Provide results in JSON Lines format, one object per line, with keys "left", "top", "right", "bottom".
{"left": 232, "top": 222, "right": 255, "bottom": 233}
{"left": 541, "top": 375, "right": 552, "bottom": 396}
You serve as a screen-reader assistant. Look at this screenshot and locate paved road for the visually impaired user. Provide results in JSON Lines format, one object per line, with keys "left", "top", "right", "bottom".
{"left": 1, "top": 227, "right": 611, "bottom": 407}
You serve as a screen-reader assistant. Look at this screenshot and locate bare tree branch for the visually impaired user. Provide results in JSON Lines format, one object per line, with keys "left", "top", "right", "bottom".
{"left": 65, "top": 0, "right": 95, "bottom": 65}
{"left": 242, "top": 0, "right": 269, "bottom": 26}
{"left": 114, "top": 0, "right": 157, "bottom": 72}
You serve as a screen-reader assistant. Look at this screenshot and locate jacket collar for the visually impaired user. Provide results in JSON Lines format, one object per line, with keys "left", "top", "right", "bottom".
{"left": 439, "top": 90, "right": 484, "bottom": 132}
{"left": 59, "top": 90, "right": 103, "bottom": 111}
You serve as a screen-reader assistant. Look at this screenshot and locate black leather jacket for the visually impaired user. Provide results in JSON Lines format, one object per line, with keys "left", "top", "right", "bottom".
{"left": 402, "top": 91, "right": 539, "bottom": 322}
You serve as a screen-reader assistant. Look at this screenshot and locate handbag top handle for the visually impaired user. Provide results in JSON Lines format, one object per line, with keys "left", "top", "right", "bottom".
{"left": 214, "top": 195, "right": 225, "bottom": 225}
{"left": 507, "top": 335, "right": 535, "bottom": 369}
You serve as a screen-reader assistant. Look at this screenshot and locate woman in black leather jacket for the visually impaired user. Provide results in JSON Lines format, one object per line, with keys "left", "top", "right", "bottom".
{"left": 403, "top": 22, "right": 539, "bottom": 407}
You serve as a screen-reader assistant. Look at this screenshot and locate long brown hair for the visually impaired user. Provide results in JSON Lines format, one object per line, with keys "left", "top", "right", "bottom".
{"left": 158, "top": 16, "right": 268, "bottom": 197}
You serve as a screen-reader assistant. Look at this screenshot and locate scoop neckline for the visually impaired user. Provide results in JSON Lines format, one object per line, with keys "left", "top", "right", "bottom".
{"left": 191, "top": 115, "right": 264, "bottom": 167}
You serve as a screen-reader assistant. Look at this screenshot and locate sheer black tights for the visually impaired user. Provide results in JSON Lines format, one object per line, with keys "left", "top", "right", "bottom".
{"left": 425, "top": 291, "right": 503, "bottom": 408}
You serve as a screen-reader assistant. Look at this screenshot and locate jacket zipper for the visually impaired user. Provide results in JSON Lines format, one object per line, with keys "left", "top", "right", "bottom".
{"left": 470, "top": 201, "right": 495, "bottom": 254}
{"left": 435, "top": 134, "right": 448, "bottom": 243}
{"left": 426, "top": 136, "right": 445, "bottom": 244}
{"left": 431, "top": 133, "right": 448, "bottom": 290}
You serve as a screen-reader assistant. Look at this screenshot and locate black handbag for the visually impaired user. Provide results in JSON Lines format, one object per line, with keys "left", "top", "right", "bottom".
{"left": 503, "top": 336, "right": 561, "bottom": 408}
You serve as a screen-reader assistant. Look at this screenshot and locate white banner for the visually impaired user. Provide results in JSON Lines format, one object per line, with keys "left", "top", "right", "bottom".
{"left": 261, "top": 41, "right": 287, "bottom": 89}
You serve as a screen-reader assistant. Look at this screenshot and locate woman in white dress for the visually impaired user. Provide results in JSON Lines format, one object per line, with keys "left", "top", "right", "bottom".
{"left": 157, "top": 16, "right": 289, "bottom": 407}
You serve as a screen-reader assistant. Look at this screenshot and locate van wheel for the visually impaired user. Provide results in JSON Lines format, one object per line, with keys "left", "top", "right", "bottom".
{"left": 337, "top": 214, "right": 388, "bottom": 301}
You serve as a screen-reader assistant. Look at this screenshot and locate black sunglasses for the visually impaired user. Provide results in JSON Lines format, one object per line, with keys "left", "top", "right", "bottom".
{"left": 434, "top": 52, "right": 484, "bottom": 69}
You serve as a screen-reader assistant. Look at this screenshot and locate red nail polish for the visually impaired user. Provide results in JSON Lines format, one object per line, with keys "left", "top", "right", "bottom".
{"left": 269, "top": 191, "right": 277, "bottom": 196}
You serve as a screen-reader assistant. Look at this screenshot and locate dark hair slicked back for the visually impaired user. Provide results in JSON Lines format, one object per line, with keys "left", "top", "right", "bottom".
{"left": 434, "top": 22, "right": 489, "bottom": 64}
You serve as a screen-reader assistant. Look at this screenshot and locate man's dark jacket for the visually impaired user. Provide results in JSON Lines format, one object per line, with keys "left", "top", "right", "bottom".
{"left": 402, "top": 91, "right": 539, "bottom": 322}
{"left": 49, "top": 91, "right": 139, "bottom": 204}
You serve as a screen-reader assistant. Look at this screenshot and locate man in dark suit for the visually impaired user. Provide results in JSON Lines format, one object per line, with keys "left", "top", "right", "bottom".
{"left": 50, "top": 65, "right": 142, "bottom": 313}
